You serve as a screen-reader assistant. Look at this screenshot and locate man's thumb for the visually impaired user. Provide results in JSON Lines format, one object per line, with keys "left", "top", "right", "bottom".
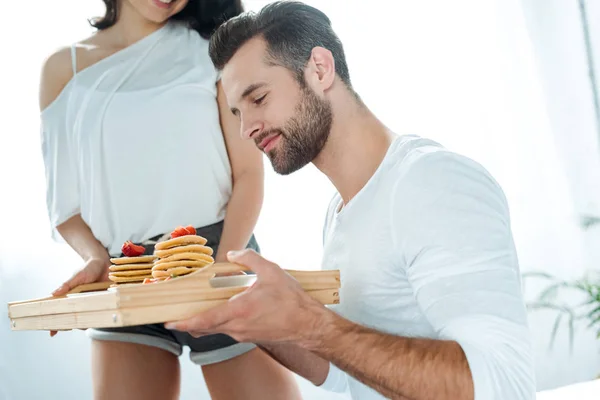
{"left": 227, "top": 249, "right": 276, "bottom": 277}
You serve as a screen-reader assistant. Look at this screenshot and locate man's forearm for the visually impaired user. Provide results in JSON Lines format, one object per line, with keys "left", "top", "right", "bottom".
{"left": 303, "top": 310, "right": 474, "bottom": 400}
{"left": 259, "top": 343, "right": 329, "bottom": 386}
{"left": 261, "top": 342, "right": 400, "bottom": 399}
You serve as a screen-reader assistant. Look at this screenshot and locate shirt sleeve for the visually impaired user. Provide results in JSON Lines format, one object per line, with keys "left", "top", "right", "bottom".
{"left": 40, "top": 108, "right": 80, "bottom": 242}
{"left": 318, "top": 362, "right": 350, "bottom": 394}
{"left": 391, "top": 149, "right": 536, "bottom": 400}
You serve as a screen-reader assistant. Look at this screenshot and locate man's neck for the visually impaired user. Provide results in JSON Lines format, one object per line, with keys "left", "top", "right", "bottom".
{"left": 313, "top": 93, "right": 396, "bottom": 205}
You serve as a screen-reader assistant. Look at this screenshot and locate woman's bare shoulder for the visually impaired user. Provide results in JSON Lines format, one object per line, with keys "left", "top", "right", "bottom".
{"left": 38, "top": 33, "right": 103, "bottom": 112}
{"left": 39, "top": 46, "right": 76, "bottom": 111}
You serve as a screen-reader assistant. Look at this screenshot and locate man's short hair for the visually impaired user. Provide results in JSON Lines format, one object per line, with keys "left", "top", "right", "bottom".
{"left": 208, "top": 1, "right": 352, "bottom": 88}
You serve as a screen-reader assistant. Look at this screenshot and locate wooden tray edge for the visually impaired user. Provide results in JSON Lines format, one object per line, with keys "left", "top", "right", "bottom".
{"left": 9, "top": 288, "right": 339, "bottom": 331}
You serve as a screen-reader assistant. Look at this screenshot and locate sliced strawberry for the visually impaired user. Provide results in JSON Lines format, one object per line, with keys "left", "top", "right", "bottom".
{"left": 184, "top": 225, "right": 196, "bottom": 235}
{"left": 121, "top": 241, "right": 145, "bottom": 257}
{"left": 170, "top": 226, "right": 190, "bottom": 238}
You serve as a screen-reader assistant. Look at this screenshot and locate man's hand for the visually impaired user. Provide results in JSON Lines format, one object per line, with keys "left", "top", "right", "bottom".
{"left": 165, "top": 250, "right": 477, "bottom": 400}
{"left": 165, "top": 249, "right": 330, "bottom": 345}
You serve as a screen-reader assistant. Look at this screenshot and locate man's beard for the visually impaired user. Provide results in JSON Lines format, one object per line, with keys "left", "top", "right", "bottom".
{"left": 257, "top": 87, "right": 333, "bottom": 175}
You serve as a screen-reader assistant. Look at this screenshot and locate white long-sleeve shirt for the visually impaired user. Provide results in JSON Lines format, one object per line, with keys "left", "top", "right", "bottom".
{"left": 319, "top": 135, "right": 536, "bottom": 399}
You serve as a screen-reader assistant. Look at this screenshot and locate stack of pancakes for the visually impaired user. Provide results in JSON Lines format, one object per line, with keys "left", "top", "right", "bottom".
{"left": 108, "top": 255, "right": 157, "bottom": 286}
{"left": 152, "top": 235, "right": 215, "bottom": 280}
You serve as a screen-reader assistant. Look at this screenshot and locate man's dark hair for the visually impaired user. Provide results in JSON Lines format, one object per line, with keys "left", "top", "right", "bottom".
{"left": 209, "top": 1, "right": 352, "bottom": 88}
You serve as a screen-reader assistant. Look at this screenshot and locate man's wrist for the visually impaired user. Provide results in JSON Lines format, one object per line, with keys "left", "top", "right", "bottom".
{"left": 297, "top": 301, "right": 344, "bottom": 353}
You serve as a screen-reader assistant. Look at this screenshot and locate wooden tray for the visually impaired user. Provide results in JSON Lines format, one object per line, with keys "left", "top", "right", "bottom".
{"left": 7, "top": 262, "right": 341, "bottom": 331}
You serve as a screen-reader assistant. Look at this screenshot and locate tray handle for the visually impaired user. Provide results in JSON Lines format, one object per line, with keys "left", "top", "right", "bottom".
{"left": 68, "top": 281, "right": 112, "bottom": 295}
{"left": 187, "top": 262, "right": 251, "bottom": 286}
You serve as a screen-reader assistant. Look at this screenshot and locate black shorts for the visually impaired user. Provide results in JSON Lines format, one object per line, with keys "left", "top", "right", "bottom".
{"left": 87, "top": 220, "right": 260, "bottom": 365}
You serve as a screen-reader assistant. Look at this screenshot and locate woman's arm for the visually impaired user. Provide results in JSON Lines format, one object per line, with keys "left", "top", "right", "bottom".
{"left": 39, "top": 48, "right": 111, "bottom": 298}
{"left": 55, "top": 214, "right": 111, "bottom": 265}
{"left": 52, "top": 215, "right": 112, "bottom": 296}
{"left": 214, "top": 80, "right": 264, "bottom": 262}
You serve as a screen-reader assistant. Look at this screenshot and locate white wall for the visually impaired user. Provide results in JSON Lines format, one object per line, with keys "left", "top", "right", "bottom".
{"left": 2, "top": 0, "right": 600, "bottom": 398}
{"left": 520, "top": 0, "right": 600, "bottom": 219}
{"left": 518, "top": 0, "right": 600, "bottom": 388}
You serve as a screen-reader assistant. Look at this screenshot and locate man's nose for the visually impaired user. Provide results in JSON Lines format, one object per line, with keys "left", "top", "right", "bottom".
{"left": 241, "top": 118, "right": 264, "bottom": 140}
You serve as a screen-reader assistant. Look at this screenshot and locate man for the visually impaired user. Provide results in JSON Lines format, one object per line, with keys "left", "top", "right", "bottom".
{"left": 166, "top": 1, "right": 537, "bottom": 399}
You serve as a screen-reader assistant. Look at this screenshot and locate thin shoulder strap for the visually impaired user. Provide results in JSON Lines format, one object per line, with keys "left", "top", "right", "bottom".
{"left": 70, "top": 44, "right": 77, "bottom": 76}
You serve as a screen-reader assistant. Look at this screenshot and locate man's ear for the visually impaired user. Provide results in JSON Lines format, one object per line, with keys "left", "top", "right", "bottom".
{"left": 305, "top": 46, "right": 336, "bottom": 93}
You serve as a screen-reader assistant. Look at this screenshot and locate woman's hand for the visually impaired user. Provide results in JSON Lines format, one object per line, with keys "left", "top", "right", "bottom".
{"left": 49, "top": 257, "right": 111, "bottom": 337}
{"left": 52, "top": 256, "right": 111, "bottom": 295}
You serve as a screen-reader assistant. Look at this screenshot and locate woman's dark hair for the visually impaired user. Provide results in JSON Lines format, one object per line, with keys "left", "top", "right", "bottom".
{"left": 90, "top": 0, "right": 244, "bottom": 39}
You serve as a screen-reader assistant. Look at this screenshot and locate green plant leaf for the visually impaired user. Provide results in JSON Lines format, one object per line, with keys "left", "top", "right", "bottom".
{"left": 569, "top": 313, "right": 575, "bottom": 353}
{"left": 522, "top": 272, "right": 558, "bottom": 281}
{"left": 538, "top": 282, "right": 570, "bottom": 303}
{"left": 524, "top": 268, "right": 600, "bottom": 354}
{"left": 588, "top": 305, "right": 600, "bottom": 319}
{"left": 527, "top": 302, "right": 570, "bottom": 313}
{"left": 549, "top": 314, "right": 562, "bottom": 350}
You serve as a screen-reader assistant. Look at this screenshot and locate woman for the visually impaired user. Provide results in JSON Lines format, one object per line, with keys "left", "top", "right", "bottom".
{"left": 38, "top": 0, "right": 302, "bottom": 399}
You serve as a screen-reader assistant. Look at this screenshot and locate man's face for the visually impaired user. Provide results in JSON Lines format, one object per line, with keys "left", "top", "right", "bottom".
{"left": 221, "top": 38, "right": 332, "bottom": 175}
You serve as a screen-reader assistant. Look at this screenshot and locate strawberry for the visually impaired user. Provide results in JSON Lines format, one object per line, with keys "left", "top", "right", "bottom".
{"left": 170, "top": 226, "right": 188, "bottom": 238}
{"left": 171, "top": 225, "right": 196, "bottom": 238}
{"left": 121, "top": 241, "right": 145, "bottom": 257}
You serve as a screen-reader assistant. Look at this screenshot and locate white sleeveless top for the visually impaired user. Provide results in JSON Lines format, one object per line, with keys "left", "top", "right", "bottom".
{"left": 40, "top": 21, "right": 232, "bottom": 256}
